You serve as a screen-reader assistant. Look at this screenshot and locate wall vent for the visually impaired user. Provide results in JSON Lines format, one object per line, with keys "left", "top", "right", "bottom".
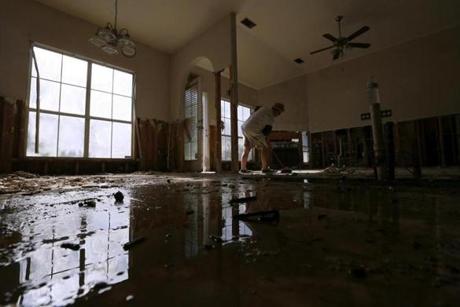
{"left": 241, "top": 18, "right": 256, "bottom": 29}
{"left": 294, "top": 58, "right": 304, "bottom": 64}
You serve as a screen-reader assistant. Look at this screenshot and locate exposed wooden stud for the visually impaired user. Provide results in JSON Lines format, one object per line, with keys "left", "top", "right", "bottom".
{"left": 214, "top": 70, "right": 222, "bottom": 172}
{"left": 230, "top": 12, "right": 239, "bottom": 172}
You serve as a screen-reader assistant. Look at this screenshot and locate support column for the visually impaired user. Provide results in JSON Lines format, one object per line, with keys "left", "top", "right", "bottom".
{"left": 230, "top": 12, "right": 239, "bottom": 172}
{"left": 368, "top": 79, "right": 385, "bottom": 180}
{"left": 214, "top": 71, "right": 222, "bottom": 172}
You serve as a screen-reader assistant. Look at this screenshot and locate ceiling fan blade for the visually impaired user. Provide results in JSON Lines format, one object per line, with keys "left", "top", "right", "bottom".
{"left": 347, "top": 26, "right": 370, "bottom": 41}
{"left": 322, "top": 33, "right": 338, "bottom": 42}
{"left": 310, "top": 45, "right": 334, "bottom": 55}
{"left": 348, "top": 42, "right": 371, "bottom": 48}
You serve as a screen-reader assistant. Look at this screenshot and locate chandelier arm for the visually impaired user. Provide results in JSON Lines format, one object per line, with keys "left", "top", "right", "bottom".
{"left": 114, "top": 0, "right": 118, "bottom": 30}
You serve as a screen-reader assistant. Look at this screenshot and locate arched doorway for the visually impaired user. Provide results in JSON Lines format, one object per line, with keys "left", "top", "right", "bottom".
{"left": 182, "top": 57, "right": 214, "bottom": 172}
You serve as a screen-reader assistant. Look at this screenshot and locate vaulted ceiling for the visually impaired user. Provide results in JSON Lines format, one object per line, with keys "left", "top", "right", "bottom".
{"left": 35, "top": 0, "right": 460, "bottom": 89}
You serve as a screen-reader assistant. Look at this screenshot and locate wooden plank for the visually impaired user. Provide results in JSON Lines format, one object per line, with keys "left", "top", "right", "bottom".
{"left": 214, "top": 71, "right": 222, "bottom": 172}
{"left": 230, "top": 12, "right": 239, "bottom": 172}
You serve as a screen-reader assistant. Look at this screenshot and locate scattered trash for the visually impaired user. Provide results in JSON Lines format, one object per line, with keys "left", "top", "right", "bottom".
{"left": 126, "top": 295, "right": 134, "bottom": 302}
{"left": 114, "top": 191, "right": 124, "bottom": 202}
{"left": 92, "top": 282, "right": 110, "bottom": 292}
{"left": 230, "top": 194, "right": 257, "bottom": 204}
{"left": 43, "top": 236, "right": 70, "bottom": 244}
{"left": 209, "top": 235, "right": 223, "bottom": 243}
{"left": 123, "top": 237, "right": 146, "bottom": 250}
{"left": 279, "top": 167, "right": 292, "bottom": 174}
{"left": 79, "top": 199, "right": 96, "bottom": 208}
{"left": 234, "top": 210, "right": 280, "bottom": 223}
{"left": 61, "top": 242, "right": 80, "bottom": 251}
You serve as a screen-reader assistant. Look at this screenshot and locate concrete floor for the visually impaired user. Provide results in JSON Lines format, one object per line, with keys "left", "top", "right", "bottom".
{"left": 1, "top": 173, "right": 460, "bottom": 306}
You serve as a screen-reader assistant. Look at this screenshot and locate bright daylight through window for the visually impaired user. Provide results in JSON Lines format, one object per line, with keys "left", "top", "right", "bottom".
{"left": 27, "top": 45, "right": 134, "bottom": 159}
{"left": 221, "top": 100, "right": 253, "bottom": 161}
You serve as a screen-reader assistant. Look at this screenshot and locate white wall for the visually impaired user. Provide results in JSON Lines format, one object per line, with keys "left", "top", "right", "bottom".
{"left": 190, "top": 67, "right": 258, "bottom": 126}
{"left": 0, "top": 0, "right": 170, "bottom": 121}
{"left": 306, "top": 25, "right": 460, "bottom": 133}
{"left": 256, "top": 25, "right": 460, "bottom": 133}
{"left": 257, "top": 75, "right": 308, "bottom": 131}
{"left": 170, "top": 15, "right": 232, "bottom": 122}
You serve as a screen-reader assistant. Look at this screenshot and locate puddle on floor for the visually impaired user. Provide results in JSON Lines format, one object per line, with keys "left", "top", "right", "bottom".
{"left": 1, "top": 177, "right": 460, "bottom": 306}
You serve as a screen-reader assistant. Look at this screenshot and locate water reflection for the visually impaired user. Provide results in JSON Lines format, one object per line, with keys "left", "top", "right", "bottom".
{"left": 0, "top": 191, "right": 130, "bottom": 305}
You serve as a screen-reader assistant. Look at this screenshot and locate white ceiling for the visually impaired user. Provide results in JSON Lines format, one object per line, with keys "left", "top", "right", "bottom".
{"left": 35, "top": 0, "right": 460, "bottom": 89}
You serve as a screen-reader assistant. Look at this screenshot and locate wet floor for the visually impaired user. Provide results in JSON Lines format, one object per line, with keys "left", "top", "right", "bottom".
{"left": 1, "top": 175, "right": 460, "bottom": 306}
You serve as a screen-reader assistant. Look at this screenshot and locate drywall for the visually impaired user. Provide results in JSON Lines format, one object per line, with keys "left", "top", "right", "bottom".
{"left": 0, "top": 0, "right": 170, "bottom": 121}
{"left": 256, "top": 25, "right": 460, "bottom": 133}
{"left": 189, "top": 66, "right": 258, "bottom": 126}
{"left": 306, "top": 25, "right": 460, "bottom": 132}
{"left": 170, "top": 15, "right": 232, "bottom": 122}
{"left": 257, "top": 75, "right": 308, "bottom": 131}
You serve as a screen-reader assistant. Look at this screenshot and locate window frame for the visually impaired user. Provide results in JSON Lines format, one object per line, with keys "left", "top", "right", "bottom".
{"left": 25, "top": 42, "right": 136, "bottom": 160}
{"left": 220, "top": 99, "right": 254, "bottom": 161}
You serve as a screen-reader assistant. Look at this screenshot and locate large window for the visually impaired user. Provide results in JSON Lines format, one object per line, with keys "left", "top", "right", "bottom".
{"left": 221, "top": 100, "right": 253, "bottom": 161}
{"left": 184, "top": 83, "right": 199, "bottom": 161}
{"left": 27, "top": 45, "right": 134, "bottom": 159}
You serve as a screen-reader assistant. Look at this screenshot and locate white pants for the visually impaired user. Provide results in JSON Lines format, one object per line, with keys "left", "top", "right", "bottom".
{"left": 243, "top": 129, "right": 268, "bottom": 149}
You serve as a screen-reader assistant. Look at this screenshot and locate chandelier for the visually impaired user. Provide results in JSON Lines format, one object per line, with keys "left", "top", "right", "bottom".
{"left": 89, "top": 0, "right": 136, "bottom": 57}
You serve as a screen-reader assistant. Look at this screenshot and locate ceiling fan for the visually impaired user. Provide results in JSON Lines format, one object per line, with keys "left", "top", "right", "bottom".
{"left": 310, "top": 16, "right": 370, "bottom": 60}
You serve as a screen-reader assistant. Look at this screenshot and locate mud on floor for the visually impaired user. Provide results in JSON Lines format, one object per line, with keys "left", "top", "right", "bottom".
{"left": 1, "top": 174, "right": 460, "bottom": 306}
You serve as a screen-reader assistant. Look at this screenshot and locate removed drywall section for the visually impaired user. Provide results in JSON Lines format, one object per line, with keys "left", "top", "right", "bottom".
{"left": 0, "top": 0, "right": 170, "bottom": 121}
{"left": 306, "top": 25, "right": 460, "bottom": 133}
{"left": 257, "top": 75, "right": 308, "bottom": 131}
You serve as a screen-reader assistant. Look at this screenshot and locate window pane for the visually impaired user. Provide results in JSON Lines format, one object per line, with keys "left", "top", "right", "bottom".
{"left": 112, "top": 122, "right": 132, "bottom": 158}
{"left": 238, "top": 121, "right": 244, "bottom": 137}
{"left": 238, "top": 137, "right": 244, "bottom": 159}
{"left": 58, "top": 116, "right": 84, "bottom": 157}
{"left": 29, "top": 78, "right": 60, "bottom": 111}
{"left": 221, "top": 101, "right": 226, "bottom": 117}
{"left": 33, "top": 47, "right": 62, "bottom": 81}
{"left": 91, "top": 64, "right": 113, "bottom": 92}
{"left": 89, "top": 120, "right": 111, "bottom": 158}
{"left": 26, "top": 112, "right": 36, "bottom": 156}
{"left": 238, "top": 106, "right": 244, "bottom": 120}
{"left": 113, "top": 70, "right": 133, "bottom": 97}
{"left": 26, "top": 112, "right": 58, "bottom": 157}
{"left": 224, "top": 101, "right": 230, "bottom": 117}
{"left": 112, "top": 95, "right": 132, "bottom": 121}
{"left": 60, "top": 84, "right": 86, "bottom": 115}
{"left": 90, "top": 90, "right": 112, "bottom": 118}
{"left": 224, "top": 118, "right": 231, "bottom": 135}
{"left": 62, "top": 55, "right": 88, "bottom": 87}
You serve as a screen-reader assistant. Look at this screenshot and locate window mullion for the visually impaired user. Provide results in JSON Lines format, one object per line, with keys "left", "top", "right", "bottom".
{"left": 83, "top": 63, "right": 92, "bottom": 158}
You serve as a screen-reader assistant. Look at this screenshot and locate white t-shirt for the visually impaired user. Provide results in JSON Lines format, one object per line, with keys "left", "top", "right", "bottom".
{"left": 242, "top": 107, "right": 274, "bottom": 134}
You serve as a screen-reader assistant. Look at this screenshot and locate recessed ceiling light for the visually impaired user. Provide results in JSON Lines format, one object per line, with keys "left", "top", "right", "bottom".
{"left": 241, "top": 18, "right": 256, "bottom": 29}
{"left": 294, "top": 58, "right": 304, "bottom": 64}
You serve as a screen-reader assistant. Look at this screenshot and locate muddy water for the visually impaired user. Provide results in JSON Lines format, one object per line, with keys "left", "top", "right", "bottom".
{"left": 1, "top": 177, "right": 460, "bottom": 306}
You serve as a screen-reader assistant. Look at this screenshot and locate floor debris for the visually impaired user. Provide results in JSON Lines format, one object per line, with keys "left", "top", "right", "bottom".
{"left": 234, "top": 210, "right": 280, "bottom": 223}
{"left": 60, "top": 242, "right": 80, "bottom": 251}
{"left": 123, "top": 237, "right": 146, "bottom": 250}
{"left": 114, "top": 191, "right": 124, "bottom": 202}
{"left": 229, "top": 194, "right": 257, "bottom": 204}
